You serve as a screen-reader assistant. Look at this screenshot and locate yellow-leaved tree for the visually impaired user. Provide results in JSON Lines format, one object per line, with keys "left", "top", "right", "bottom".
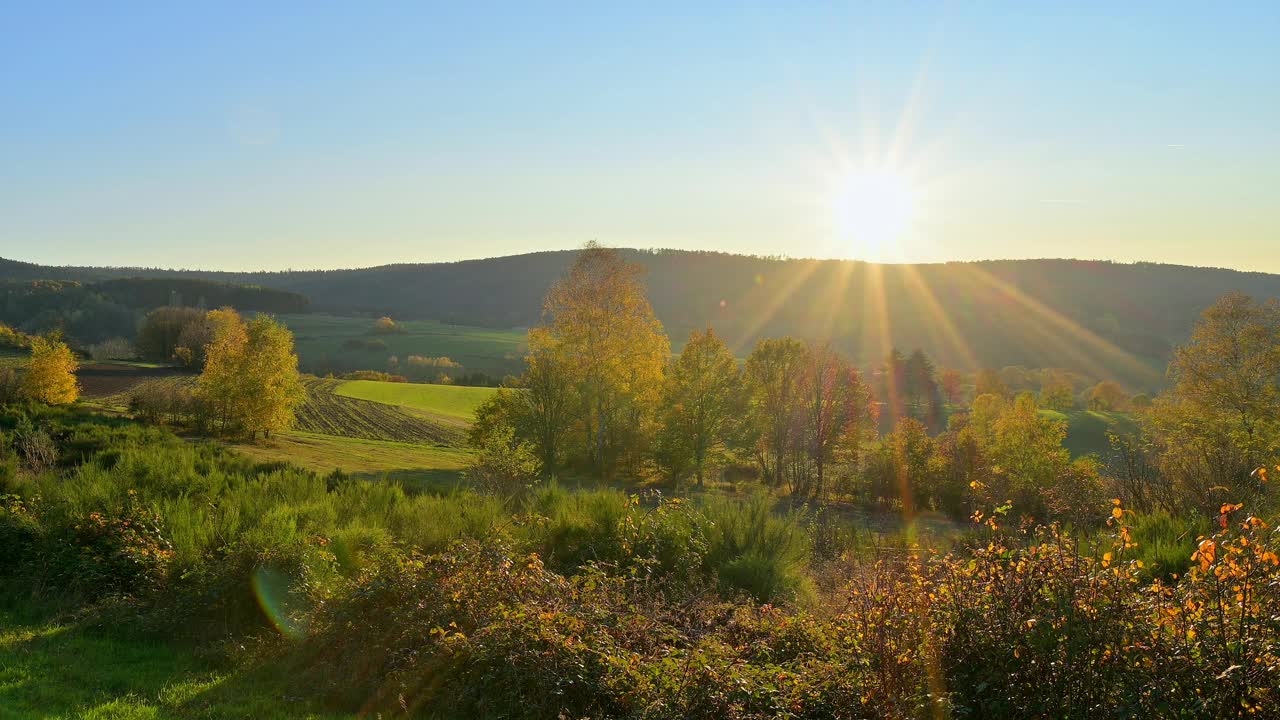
{"left": 541, "top": 244, "right": 668, "bottom": 477}
{"left": 22, "top": 335, "right": 80, "bottom": 405}
{"left": 198, "top": 309, "right": 302, "bottom": 439}
{"left": 240, "top": 314, "right": 304, "bottom": 439}
{"left": 198, "top": 308, "right": 249, "bottom": 434}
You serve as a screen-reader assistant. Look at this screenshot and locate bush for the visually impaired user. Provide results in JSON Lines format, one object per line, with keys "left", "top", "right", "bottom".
{"left": 369, "top": 316, "right": 405, "bottom": 335}
{"left": 339, "top": 369, "right": 406, "bottom": 382}
{"left": 8, "top": 408, "right": 1280, "bottom": 718}
{"left": 88, "top": 337, "right": 135, "bottom": 361}
{"left": 0, "top": 367, "right": 22, "bottom": 405}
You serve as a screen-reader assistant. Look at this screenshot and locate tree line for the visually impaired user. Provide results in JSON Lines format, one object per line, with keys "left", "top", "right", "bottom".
{"left": 475, "top": 246, "right": 1277, "bottom": 526}
{"left": 129, "top": 309, "right": 304, "bottom": 440}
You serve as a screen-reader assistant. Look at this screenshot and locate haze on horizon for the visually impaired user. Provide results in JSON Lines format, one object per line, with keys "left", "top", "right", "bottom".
{"left": 2, "top": 3, "right": 1278, "bottom": 274}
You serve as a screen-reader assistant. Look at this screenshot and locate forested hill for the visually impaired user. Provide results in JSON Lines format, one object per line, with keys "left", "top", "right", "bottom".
{"left": 6, "top": 250, "right": 1280, "bottom": 389}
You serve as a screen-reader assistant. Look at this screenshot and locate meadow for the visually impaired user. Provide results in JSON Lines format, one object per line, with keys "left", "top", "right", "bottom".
{"left": 277, "top": 313, "right": 527, "bottom": 379}
{"left": 333, "top": 379, "right": 497, "bottom": 420}
{"left": 1042, "top": 408, "right": 1139, "bottom": 458}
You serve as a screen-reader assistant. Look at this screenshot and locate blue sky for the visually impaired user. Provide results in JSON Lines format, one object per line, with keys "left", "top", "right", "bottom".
{"left": 2, "top": 2, "right": 1277, "bottom": 271}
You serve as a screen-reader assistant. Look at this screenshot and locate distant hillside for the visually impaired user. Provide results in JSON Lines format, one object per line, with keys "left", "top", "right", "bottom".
{"left": 7, "top": 250, "right": 1280, "bottom": 390}
{"left": 0, "top": 275, "right": 308, "bottom": 346}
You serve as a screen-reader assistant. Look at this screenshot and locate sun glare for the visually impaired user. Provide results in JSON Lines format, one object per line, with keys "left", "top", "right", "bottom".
{"left": 831, "top": 168, "right": 917, "bottom": 258}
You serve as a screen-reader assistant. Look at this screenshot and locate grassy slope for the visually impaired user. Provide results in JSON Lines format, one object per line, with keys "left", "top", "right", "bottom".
{"left": 278, "top": 313, "right": 526, "bottom": 378}
{"left": 0, "top": 611, "right": 348, "bottom": 720}
{"left": 1040, "top": 409, "right": 1139, "bottom": 458}
{"left": 334, "top": 379, "right": 497, "bottom": 420}
{"left": 230, "top": 431, "right": 471, "bottom": 489}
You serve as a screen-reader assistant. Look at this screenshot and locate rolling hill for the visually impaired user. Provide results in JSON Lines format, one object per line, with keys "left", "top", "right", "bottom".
{"left": 8, "top": 250, "right": 1280, "bottom": 390}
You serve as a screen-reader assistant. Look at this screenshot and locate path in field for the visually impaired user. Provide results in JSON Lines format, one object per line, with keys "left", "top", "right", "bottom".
{"left": 333, "top": 379, "right": 498, "bottom": 420}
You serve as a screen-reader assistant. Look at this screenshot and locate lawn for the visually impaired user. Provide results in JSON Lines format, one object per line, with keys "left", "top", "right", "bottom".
{"left": 276, "top": 313, "right": 527, "bottom": 378}
{"left": 334, "top": 379, "right": 498, "bottom": 420}
{"left": 0, "top": 610, "right": 348, "bottom": 720}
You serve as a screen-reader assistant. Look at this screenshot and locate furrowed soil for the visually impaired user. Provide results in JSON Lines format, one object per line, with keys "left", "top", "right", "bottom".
{"left": 292, "top": 377, "right": 463, "bottom": 444}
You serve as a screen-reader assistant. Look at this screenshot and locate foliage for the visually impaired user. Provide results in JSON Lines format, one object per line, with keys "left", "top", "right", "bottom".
{"left": 1088, "top": 380, "right": 1130, "bottom": 411}
{"left": 137, "top": 306, "right": 207, "bottom": 364}
{"left": 369, "top": 316, "right": 405, "bottom": 335}
{"left": 656, "top": 327, "right": 741, "bottom": 486}
{"left": 466, "top": 422, "right": 540, "bottom": 497}
{"left": 740, "top": 337, "right": 808, "bottom": 488}
{"left": 1142, "top": 293, "right": 1280, "bottom": 514}
{"left": 22, "top": 335, "right": 79, "bottom": 405}
{"left": 87, "top": 336, "right": 136, "bottom": 361}
{"left": 5, "top": 405, "right": 1280, "bottom": 717}
{"left": 537, "top": 244, "right": 669, "bottom": 477}
{"left": 197, "top": 310, "right": 304, "bottom": 439}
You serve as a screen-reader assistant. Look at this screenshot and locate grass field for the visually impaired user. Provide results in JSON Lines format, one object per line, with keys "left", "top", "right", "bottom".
{"left": 0, "top": 348, "right": 27, "bottom": 369}
{"left": 0, "top": 610, "right": 348, "bottom": 719}
{"left": 230, "top": 430, "right": 472, "bottom": 488}
{"left": 333, "top": 379, "right": 497, "bottom": 420}
{"left": 1042, "top": 408, "right": 1139, "bottom": 458}
{"left": 277, "top": 313, "right": 527, "bottom": 378}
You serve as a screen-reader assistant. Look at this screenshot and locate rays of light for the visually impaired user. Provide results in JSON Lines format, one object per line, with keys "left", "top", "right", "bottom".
{"left": 954, "top": 263, "right": 1158, "bottom": 384}
{"left": 727, "top": 259, "right": 824, "bottom": 355}
{"left": 899, "top": 263, "right": 980, "bottom": 372}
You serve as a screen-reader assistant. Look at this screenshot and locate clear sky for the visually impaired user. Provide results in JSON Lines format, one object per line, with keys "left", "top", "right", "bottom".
{"left": 2, "top": 2, "right": 1277, "bottom": 272}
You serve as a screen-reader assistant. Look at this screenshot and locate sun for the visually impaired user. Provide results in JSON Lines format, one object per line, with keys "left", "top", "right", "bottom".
{"left": 830, "top": 167, "right": 917, "bottom": 258}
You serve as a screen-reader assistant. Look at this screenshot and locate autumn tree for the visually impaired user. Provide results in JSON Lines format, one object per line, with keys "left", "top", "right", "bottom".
{"left": 1039, "top": 369, "right": 1077, "bottom": 411}
{"left": 239, "top": 315, "right": 305, "bottom": 439}
{"left": 471, "top": 330, "right": 575, "bottom": 477}
{"left": 539, "top": 244, "right": 669, "bottom": 477}
{"left": 1145, "top": 292, "right": 1280, "bottom": 510}
{"left": 1167, "top": 291, "right": 1280, "bottom": 455}
{"left": 197, "top": 309, "right": 303, "bottom": 439}
{"left": 940, "top": 368, "right": 964, "bottom": 405}
{"left": 974, "top": 368, "right": 1009, "bottom": 400}
{"left": 198, "top": 308, "right": 249, "bottom": 433}
{"left": 741, "top": 337, "right": 808, "bottom": 487}
{"left": 1086, "top": 381, "right": 1129, "bottom": 411}
{"left": 655, "top": 328, "right": 741, "bottom": 487}
{"left": 22, "top": 335, "right": 79, "bottom": 405}
{"left": 372, "top": 316, "right": 404, "bottom": 335}
{"left": 797, "top": 344, "right": 873, "bottom": 500}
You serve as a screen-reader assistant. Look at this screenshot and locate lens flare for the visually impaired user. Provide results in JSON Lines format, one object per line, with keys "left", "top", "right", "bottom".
{"left": 252, "top": 566, "right": 309, "bottom": 640}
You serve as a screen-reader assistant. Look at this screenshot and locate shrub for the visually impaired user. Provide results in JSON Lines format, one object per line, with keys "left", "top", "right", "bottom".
{"left": 88, "top": 337, "right": 135, "bottom": 361}
{"left": 466, "top": 423, "right": 540, "bottom": 497}
{"left": 0, "top": 367, "right": 22, "bottom": 405}
{"left": 340, "top": 370, "right": 406, "bottom": 382}
{"left": 369, "top": 316, "right": 405, "bottom": 335}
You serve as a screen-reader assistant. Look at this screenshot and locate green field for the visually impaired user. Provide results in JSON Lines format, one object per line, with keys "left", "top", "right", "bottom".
{"left": 333, "top": 379, "right": 498, "bottom": 420}
{"left": 0, "top": 610, "right": 347, "bottom": 719}
{"left": 0, "top": 348, "right": 27, "bottom": 369}
{"left": 1041, "top": 408, "right": 1139, "bottom": 458}
{"left": 230, "top": 430, "right": 472, "bottom": 488}
{"left": 277, "top": 313, "right": 527, "bottom": 378}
